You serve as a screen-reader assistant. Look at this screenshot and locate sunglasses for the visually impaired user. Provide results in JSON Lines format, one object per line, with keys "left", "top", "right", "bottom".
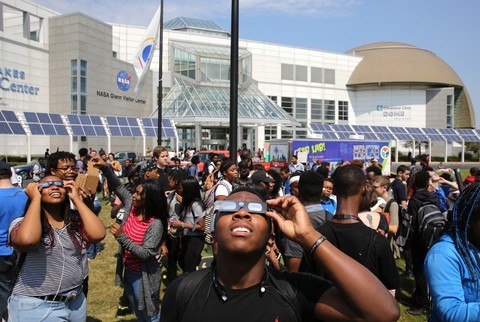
{"left": 39, "top": 181, "right": 64, "bottom": 189}
{"left": 214, "top": 200, "right": 267, "bottom": 215}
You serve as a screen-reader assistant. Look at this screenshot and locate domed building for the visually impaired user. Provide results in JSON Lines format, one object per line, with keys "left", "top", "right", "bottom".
{"left": 346, "top": 42, "right": 474, "bottom": 129}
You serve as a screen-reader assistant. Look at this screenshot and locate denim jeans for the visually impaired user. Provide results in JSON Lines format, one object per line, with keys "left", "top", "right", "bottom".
{"left": 87, "top": 200, "right": 102, "bottom": 260}
{"left": 8, "top": 291, "right": 86, "bottom": 322}
{"left": 124, "top": 266, "right": 159, "bottom": 322}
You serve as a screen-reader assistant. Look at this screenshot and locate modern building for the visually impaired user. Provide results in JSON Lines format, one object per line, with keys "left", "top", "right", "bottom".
{"left": 0, "top": 0, "right": 475, "bottom": 157}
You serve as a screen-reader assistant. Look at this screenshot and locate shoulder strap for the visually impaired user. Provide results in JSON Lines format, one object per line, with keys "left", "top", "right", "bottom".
{"left": 176, "top": 268, "right": 212, "bottom": 320}
{"left": 267, "top": 268, "right": 302, "bottom": 322}
{"left": 384, "top": 199, "right": 395, "bottom": 213}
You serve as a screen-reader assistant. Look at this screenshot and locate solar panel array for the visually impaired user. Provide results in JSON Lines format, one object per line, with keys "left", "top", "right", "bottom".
{"left": 0, "top": 110, "right": 178, "bottom": 139}
{"left": 141, "top": 117, "right": 177, "bottom": 138}
{"left": 309, "top": 123, "right": 480, "bottom": 142}
{"left": 24, "top": 112, "right": 68, "bottom": 136}
{"left": 0, "top": 110, "right": 26, "bottom": 135}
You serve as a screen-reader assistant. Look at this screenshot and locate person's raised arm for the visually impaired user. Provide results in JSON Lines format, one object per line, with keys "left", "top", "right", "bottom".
{"left": 9, "top": 183, "right": 43, "bottom": 252}
{"left": 64, "top": 180, "right": 106, "bottom": 243}
{"left": 267, "top": 196, "right": 400, "bottom": 322}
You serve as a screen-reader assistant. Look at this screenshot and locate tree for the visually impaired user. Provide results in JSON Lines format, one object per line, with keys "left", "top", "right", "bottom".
{"left": 402, "top": 141, "right": 429, "bottom": 156}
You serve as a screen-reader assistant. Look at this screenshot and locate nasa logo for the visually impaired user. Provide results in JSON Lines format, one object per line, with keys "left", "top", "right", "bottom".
{"left": 117, "top": 71, "right": 132, "bottom": 91}
{"left": 380, "top": 146, "right": 390, "bottom": 159}
{"left": 138, "top": 37, "right": 155, "bottom": 68}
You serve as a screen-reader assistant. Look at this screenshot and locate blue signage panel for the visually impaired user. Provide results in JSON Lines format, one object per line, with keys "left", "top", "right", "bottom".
{"left": 291, "top": 140, "right": 390, "bottom": 164}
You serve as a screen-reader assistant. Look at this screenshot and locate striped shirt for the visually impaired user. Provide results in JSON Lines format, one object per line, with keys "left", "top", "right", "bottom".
{"left": 9, "top": 217, "right": 87, "bottom": 296}
{"left": 123, "top": 208, "right": 154, "bottom": 272}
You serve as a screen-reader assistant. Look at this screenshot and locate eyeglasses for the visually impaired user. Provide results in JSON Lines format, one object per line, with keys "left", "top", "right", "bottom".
{"left": 214, "top": 200, "right": 267, "bottom": 215}
{"left": 323, "top": 187, "right": 333, "bottom": 191}
{"left": 431, "top": 179, "right": 440, "bottom": 183}
{"left": 55, "top": 166, "right": 76, "bottom": 172}
{"left": 39, "top": 181, "right": 64, "bottom": 189}
{"left": 372, "top": 185, "right": 382, "bottom": 189}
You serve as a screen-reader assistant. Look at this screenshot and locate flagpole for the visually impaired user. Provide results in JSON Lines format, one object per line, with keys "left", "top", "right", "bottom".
{"left": 157, "top": 0, "right": 164, "bottom": 146}
{"left": 229, "top": 0, "right": 239, "bottom": 162}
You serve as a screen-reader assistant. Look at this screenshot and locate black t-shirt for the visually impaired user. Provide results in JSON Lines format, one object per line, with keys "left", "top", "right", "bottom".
{"left": 162, "top": 268, "right": 333, "bottom": 322}
{"left": 313, "top": 221, "right": 399, "bottom": 290}
{"left": 391, "top": 178, "right": 407, "bottom": 204}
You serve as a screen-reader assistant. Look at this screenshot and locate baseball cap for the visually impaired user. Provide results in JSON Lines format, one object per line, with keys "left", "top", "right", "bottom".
{"left": 251, "top": 170, "right": 274, "bottom": 184}
{"left": 0, "top": 161, "right": 11, "bottom": 171}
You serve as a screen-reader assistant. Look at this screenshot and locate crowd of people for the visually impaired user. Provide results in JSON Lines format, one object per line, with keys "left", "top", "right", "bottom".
{"left": 0, "top": 147, "right": 478, "bottom": 321}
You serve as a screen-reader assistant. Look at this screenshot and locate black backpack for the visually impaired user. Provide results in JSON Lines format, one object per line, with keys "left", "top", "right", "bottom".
{"left": 417, "top": 204, "right": 447, "bottom": 249}
{"left": 395, "top": 206, "right": 412, "bottom": 247}
{"left": 175, "top": 267, "right": 302, "bottom": 322}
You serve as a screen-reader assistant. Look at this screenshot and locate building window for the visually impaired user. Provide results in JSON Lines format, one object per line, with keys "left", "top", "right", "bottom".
{"left": 324, "top": 100, "right": 335, "bottom": 121}
{"left": 281, "top": 64, "right": 294, "bottom": 80}
{"left": 174, "top": 48, "right": 196, "bottom": 81}
{"left": 311, "top": 99, "right": 323, "bottom": 120}
{"left": 281, "top": 97, "right": 293, "bottom": 116}
{"left": 446, "top": 95, "right": 453, "bottom": 128}
{"left": 324, "top": 68, "right": 335, "bottom": 84}
{"left": 281, "top": 127, "right": 294, "bottom": 139}
{"left": 295, "top": 65, "right": 308, "bottom": 82}
{"left": 338, "top": 101, "right": 348, "bottom": 121}
{"left": 281, "top": 63, "right": 308, "bottom": 82}
{"left": 264, "top": 125, "right": 277, "bottom": 141}
{"left": 295, "top": 98, "right": 308, "bottom": 120}
{"left": 268, "top": 96, "right": 277, "bottom": 104}
{"left": 71, "top": 59, "right": 87, "bottom": 114}
{"left": 311, "top": 67, "right": 323, "bottom": 83}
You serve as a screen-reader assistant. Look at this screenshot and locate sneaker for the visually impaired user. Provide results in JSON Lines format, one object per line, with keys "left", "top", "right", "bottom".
{"left": 407, "top": 307, "right": 428, "bottom": 315}
{"left": 115, "top": 305, "right": 132, "bottom": 318}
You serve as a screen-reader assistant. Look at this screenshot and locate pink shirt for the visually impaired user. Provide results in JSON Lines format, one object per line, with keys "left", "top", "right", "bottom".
{"left": 122, "top": 208, "right": 154, "bottom": 271}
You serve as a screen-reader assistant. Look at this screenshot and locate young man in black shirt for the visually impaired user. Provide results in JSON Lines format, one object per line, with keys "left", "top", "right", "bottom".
{"left": 162, "top": 187, "right": 400, "bottom": 322}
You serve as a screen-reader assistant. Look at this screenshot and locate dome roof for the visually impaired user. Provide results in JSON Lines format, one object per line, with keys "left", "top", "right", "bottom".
{"left": 346, "top": 42, "right": 475, "bottom": 128}
{"left": 346, "top": 42, "right": 463, "bottom": 86}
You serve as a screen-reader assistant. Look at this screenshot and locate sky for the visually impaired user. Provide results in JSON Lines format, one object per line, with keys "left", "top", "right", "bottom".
{"left": 32, "top": 0, "right": 480, "bottom": 127}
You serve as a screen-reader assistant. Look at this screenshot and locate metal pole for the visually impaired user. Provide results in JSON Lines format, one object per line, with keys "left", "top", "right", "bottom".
{"left": 157, "top": 0, "right": 164, "bottom": 146}
{"left": 229, "top": 0, "right": 239, "bottom": 162}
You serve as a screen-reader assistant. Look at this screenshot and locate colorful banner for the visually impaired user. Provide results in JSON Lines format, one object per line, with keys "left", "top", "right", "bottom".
{"left": 291, "top": 140, "right": 391, "bottom": 173}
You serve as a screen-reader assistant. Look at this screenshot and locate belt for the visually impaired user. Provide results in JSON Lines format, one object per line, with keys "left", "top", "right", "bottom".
{"left": 31, "top": 286, "right": 83, "bottom": 302}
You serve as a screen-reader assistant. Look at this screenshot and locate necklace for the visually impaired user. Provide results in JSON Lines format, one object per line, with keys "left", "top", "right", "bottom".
{"left": 333, "top": 214, "right": 360, "bottom": 221}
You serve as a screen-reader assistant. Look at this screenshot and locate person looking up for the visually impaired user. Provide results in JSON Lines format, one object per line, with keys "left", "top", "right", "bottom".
{"left": 162, "top": 186, "right": 400, "bottom": 321}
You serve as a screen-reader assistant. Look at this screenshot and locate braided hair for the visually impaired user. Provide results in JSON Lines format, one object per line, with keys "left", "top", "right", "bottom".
{"left": 449, "top": 184, "right": 480, "bottom": 280}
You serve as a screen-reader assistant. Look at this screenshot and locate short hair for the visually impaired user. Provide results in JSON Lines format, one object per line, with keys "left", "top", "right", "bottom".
{"left": 279, "top": 166, "right": 290, "bottom": 174}
{"left": 366, "top": 165, "right": 382, "bottom": 176}
{"left": 350, "top": 159, "right": 363, "bottom": 168}
{"left": 46, "top": 151, "right": 76, "bottom": 174}
{"left": 252, "top": 163, "right": 265, "bottom": 171}
{"left": 291, "top": 155, "right": 298, "bottom": 160}
{"left": 332, "top": 164, "right": 366, "bottom": 197}
{"left": 78, "top": 148, "right": 88, "bottom": 157}
{"left": 316, "top": 166, "right": 329, "bottom": 179}
{"left": 190, "top": 155, "right": 200, "bottom": 164}
{"left": 237, "top": 160, "right": 250, "bottom": 180}
{"left": 209, "top": 153, "right": 219, "bottom": 161}
{"left": 373, "top": 175, "right": 391, "bottom": 190}
{"left": 396, "top": 165, "right": 409, "bottom": 174}
{"left": 298, "top": 170, "right": 324, "bottom": 202}
{"left": 153, "top": 146, "right": 168, "bottom": 157}
{"left": 0, "top": 168, "right": 11, "bottom": 180}
{"left": 470, "top": 167, "right": 479, "bottom": 175}
{"left": 414, "top": 170, "right": 431, "bottom": 190}
{"left": 220, "top": 160, "right": 236, "bottom": 175}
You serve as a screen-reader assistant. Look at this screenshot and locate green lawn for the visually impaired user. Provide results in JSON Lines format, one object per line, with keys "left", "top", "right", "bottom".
{"left": 86, "top": 202, "right": 428, "bottom": 322}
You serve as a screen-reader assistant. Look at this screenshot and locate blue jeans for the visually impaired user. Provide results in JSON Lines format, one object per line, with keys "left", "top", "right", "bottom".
{"left": 124, "top": 267, "right": 159, "bottom": 322}
{"left": 8, "top": 291, "right": 86, "bottom": 322}
{"left": 87, "top": 200, "right": 102, "bottom": 260}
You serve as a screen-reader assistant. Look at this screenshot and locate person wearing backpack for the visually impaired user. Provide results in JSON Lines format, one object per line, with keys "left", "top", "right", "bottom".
{"left": 407, "top": 170, "right": 441, "bottom": 316}
{"left": 161, "top": 186, "right": 400, "bottom": 322}
{"left": 424, "top": 184, "right": 480, "bottom": 322}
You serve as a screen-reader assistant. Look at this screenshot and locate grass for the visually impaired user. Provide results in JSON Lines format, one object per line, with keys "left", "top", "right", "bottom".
{"left": 86, "top": 202, "right": 428, "bottom": 322}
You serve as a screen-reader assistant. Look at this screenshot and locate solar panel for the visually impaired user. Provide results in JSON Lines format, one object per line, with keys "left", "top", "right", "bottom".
{"left": 142, "top": 117, "right": 177, "bottom": 139}
{"left": 23, "top": 112, "right": 69, "bottom": 136}
{"left": 106, "top": 116, "right": 142, "bottom": 137}
{"left": 308, "top": 123, "right": 338, "bottom": 139}
{"left": 67, "top": 114, "right": 107, "bottom": 136}
{"left": 404, "top": 127, "right": 427, "bottom": 141}
{"left": 456, "top": 129, "right": 480, "bottom": 142}
{"left": 351, "top": 125, "right": 379, "bottom": 140}
{"left": 389, "top": 127, "right": 413, "bottom": 141}
{"left": 0, "top": 110, "right": 26, "bottom": 135}
{"left": 438, "top": 128, "right": 462, "bottom": 142}
{"left": 422, "top": 128, "right": 445, "bottom": 141}
{"left": 370, "top": 126, "right": 396, "bottom": 141}
{"left": 330, "top": 124, "right": 356, "bottom": 140}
